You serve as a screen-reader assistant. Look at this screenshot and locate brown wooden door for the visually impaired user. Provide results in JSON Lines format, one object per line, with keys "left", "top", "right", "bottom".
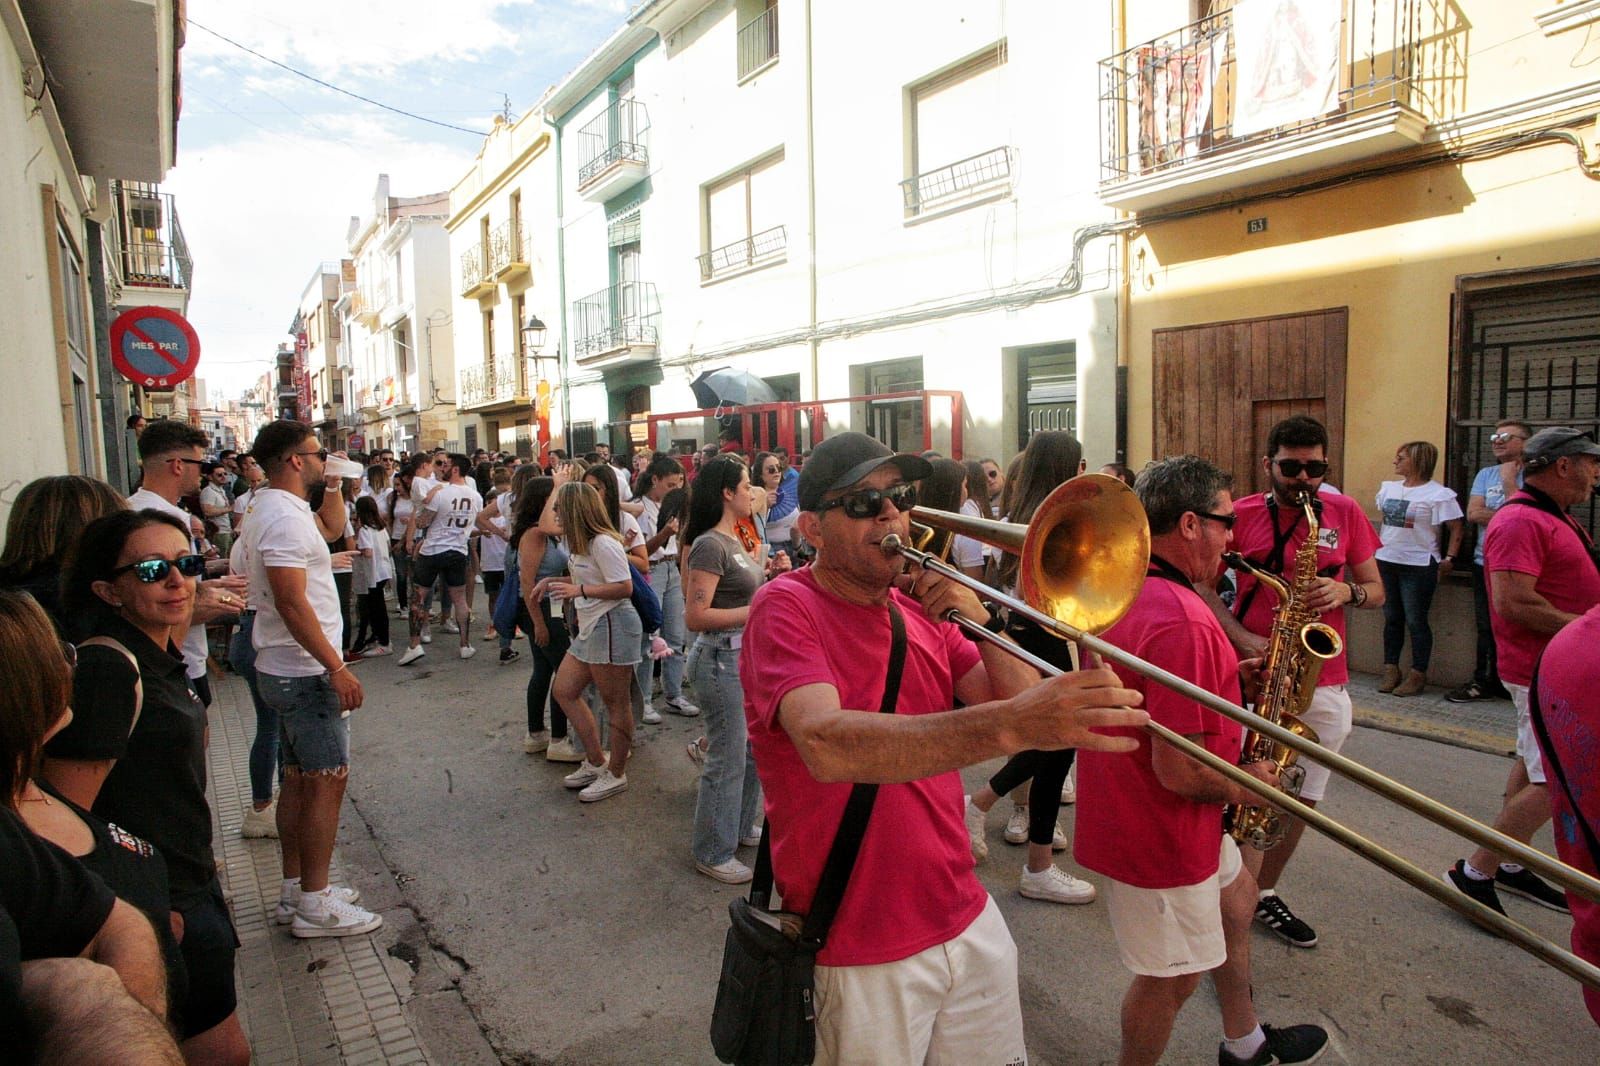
{"left": 1153, "top": 307, "right": 1347, "bottom": 493}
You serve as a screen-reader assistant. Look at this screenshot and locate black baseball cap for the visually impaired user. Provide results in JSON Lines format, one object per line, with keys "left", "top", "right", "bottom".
{"left": 1524, "top": 427, "right": 1600, "bottom": 469}
{"left": 798, "top": 432, "right": 933, "bottom": 511}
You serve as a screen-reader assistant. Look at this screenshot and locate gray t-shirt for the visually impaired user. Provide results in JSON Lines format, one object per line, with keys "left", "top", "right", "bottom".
{"left": 686, "top": 530, "right": 762, "bottom": 613}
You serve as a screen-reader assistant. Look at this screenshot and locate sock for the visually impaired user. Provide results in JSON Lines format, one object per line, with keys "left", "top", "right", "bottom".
{"left": 1258, "top": 889, "right": 1278, "bottom": 900}
{"left": 1463, "top": 861, "right": 1494, "bottom": 882}
{"left": 299, "top": 885, "right": 333, "bottom": 915}
{"left": 1499, "top": 863, "right": 1524, "bottom": 875}
{"left": 279, "top": 877, "right": 301, "bottom": 903}
{"left": 1223, "top": 1025, "right": 1266, "bottom": 1059}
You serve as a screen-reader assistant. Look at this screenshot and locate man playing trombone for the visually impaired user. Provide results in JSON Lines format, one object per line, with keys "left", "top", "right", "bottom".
{"left": 1076, "top": 456, "right": 1329, "bottom": 1066}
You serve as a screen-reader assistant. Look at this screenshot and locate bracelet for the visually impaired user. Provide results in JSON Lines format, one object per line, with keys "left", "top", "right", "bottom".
{"left": 1346, "top": 580, "right": 1367, "bottom": 608}
{"left": 330, "top": 663, "right": 348, "bottom": 677}
{"left": 579, "top": 584, "right": 585, "bottom": 598}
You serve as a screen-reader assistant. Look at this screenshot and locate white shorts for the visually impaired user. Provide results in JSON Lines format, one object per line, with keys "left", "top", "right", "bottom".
{"left": 813, "top": 895, "right": 1026, "bottom": 1066}
{"left": 1296, "top": 684, "right": 1353, "bottom": 802}
{"left": 1105, "top": 837, "right": 1242, "bottom": 978}
{"left": 1509, "top": 683, "right": 1546, "bottom": 785}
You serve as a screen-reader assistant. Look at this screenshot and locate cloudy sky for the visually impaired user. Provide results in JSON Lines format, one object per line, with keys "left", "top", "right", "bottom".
{"left": 167, "top": 0, "right": 626, "bottom": 399}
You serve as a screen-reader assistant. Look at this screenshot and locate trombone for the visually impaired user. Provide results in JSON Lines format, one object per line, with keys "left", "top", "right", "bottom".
{"left": 888, "top": 473, "right": 1600, "bottom": 992}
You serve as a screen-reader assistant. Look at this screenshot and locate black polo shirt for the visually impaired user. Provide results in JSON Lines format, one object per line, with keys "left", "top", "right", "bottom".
{"left": 45, "top": 609, "right": 214, "bottom": 904}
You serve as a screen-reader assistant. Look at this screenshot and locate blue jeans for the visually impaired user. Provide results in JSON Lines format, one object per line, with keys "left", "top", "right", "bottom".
{"left": 257, "top": 672, "right": 350, "bottom": 773}
{"left": 635, "top": 559, "right": 687, "bottom": 705}
{"left": 229, "top": 614, "right": 278, "bottom": 805}
{"left": 1379, "top": 558, "right": 1440, "bottom": 671}
{"left": 689, "top": 633, "right": 761, "bottom": 867}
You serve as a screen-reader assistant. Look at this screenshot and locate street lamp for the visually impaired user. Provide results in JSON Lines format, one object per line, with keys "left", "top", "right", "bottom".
{"left": 520, "top": 313, "right": 547, "bottom": 353}
{"left": 521, "top": 312, "right": 560, "bottom": 464}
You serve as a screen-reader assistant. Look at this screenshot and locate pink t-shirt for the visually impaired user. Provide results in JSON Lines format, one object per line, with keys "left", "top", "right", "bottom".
{"left": 1075, "top": 572, "right": 1244, "bottom": 889}
{"left": 1530, "top": 603, "right": 1600, "bottom": 1025}
{"left": 1228, "top": 491, "right": 1379, "bottom": 687}
{"left": 740, "top": 568, "right": 985, "bottom": 967}
{"left": 1484, "top": 492, "right": 1600, "bottom": 687}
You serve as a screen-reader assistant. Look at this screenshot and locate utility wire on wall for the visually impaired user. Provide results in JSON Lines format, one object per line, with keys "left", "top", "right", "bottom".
{"left": 187, "top": 20, "right": 489, "bottom": 137}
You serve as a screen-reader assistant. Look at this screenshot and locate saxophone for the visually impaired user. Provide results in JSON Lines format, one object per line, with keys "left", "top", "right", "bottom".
{"left": 1221, "top": 492, "right": 1343, "bottom": 850}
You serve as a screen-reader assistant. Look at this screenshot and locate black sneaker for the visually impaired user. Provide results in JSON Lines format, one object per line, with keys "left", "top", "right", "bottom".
{"left": 1219, "top": 1023, "right": 1329, "bottom": 1066}
{"left": 1445, "top": 860, "right": 1506, "bottom": 916}
{"left": 1445, "top": 681, "right": 1487, "bottom": 703}
{"left": 1496, "top": 866, "right": 1570, "bottom": 913}
{"left": 1254, "top": 894, "right": 1318, "bottom": 948}
{"left": 498, "top": 647, "right": 521, "bottom": 665}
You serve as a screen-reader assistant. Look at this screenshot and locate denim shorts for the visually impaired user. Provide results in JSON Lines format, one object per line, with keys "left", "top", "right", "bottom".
{"left": 411, "top": 549, "right": 469, "bottom": 589}
{"left": 570, "top": 604, "right": 643, "bottom": 666}
{"left": 257, "top": 671, "right": 350, "bottom": 772}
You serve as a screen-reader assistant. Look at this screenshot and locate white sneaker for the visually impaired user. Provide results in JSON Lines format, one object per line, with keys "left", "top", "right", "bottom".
{"left": 1052, "top": 821, "right": 1068, "bottom": 851}
{"left": 695, "top": 857, "right": 753, "bottom": 884}
{"left": 240, "top": 802, "right": 278, "bottom": 839}
{"left": 523, "top": 730, "right": 549, "bottom": 754}
{"left": 740, "top": 828, "right": 763, "bottom": 848}
{"left": 289, "top": 890, "right": 383, "bottom": 937}
{"left": 442, "top": 618, "right": 460, "bottom": 634}
{"left": 360, "top": 644, "right": 392, "bottom": 658}
{"left": 1060, "top": 767, "right": 1076, "bottom": 805}
{"left": 641, "top": 703, "right": 662, "bottom": 725}
{"left": 563, "top": 761, "right": 606, "bottom": 789}
{"left": 545, "top": 736, "right": 583, "bottom": 763}
{"left": 275, "top": 884, "right": 361, "bottom": 924}
{"left": 1004, "top": 805, "right": 1030, "bottom": 845}
{"left": 664, "top": 696, "right": 701, "bottom": 717}
{"left": 1018, "top": 864, "right": 1096, "bottom": 905}
{"left": 397, "top": 645, "right": 425, "bottom": 666}
{"left": 420, "top": 629, "right": 433, "bottom": 645}
{"left": 964, "top": 795, "right": 989, "bottom": 863}
{"left": 459, "top": 645, "right": 476, "bottom": 660}
{"left": 579, "top": 767, "right": 628, "bottom": 802}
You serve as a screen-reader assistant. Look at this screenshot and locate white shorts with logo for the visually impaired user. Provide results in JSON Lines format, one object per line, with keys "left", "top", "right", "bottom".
{"left": 1297, "top": 684, "right": 1353, "bottom": 802}
{"left": 1105, "top": 837, "right": 1243, "bottom": 978}
{"left": 812, "top": 895, "right": 1026, "bottom": 1066}
{"left": 1508, "top": 683, "right": 1546, "bottom": 784}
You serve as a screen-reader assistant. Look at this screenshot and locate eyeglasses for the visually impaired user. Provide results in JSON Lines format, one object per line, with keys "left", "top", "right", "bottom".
{"left": 296, "top": 448, "right": 329, "bottom": 463}
{"left": 817, "top": 483, "right": 919, "bottom": 519}
{"left": 985, "top": 470, "right": 1000, "bottom": 480}
{"left": 111, "top": 555, "right": 207, "bottom": 583}
{"left": 169, "top": 456, "right": 204, "bottom": 467}
{"left": 1196, "top": 511, "right": 1237, "bottom": 531}
{"left": 1489, "top": 432, "right": 1528, "bottom": 444}
{"left": 1273, "top": 459, "right": 1329, "bottom": 478}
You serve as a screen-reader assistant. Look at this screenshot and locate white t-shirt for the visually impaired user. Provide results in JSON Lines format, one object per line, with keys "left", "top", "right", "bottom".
{"left": 127, "top": 488, "right": 210, "bottom": 679}
{"left": 356, "top": 526, "right": 395, "bottom": 587}
{"left": 411, "top": 473, "right": 438, "bottom": 504}
{"left": 418, "top": 482, "right": 483, "bottom": 557}
{"left": 201, "top": 483, "right": 232, "bottom": 535}
{"left": 568, "top": 533, "right": 632, "bottom": 637}
{"left": 480, "top": 513, "right": 509, "bottom": 572}
{"left": 232, "top": 487, "right": 254, "bottom": 530}
{"left": 242, "top": 488, "right": 343, "bottom": 677}
{"left": 391, "top": 493, "right": 414, "bottom": 543}
{"left": 953, "top": 498, "right": 986, "bottom": 571}
{"left": 1374, "top": 480, "right": 1463, "bottom": 566}
{"left": 639, "top": 495, "right": 678, "bottom": 561}
{"left": 618, "top": 511, "right": 644, "bottom": 556}
{"left": 611, "top": 464, "right": 633, "bottom": 503}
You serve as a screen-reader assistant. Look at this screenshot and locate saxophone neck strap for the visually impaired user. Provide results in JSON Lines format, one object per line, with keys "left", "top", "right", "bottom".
{"left": 1146, "top": 554, "right": 1196, "bottom": 592}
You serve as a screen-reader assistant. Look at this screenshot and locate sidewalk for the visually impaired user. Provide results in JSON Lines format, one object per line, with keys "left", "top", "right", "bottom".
{"left": 205, "top": 667, "right": 496, "bottom": 1065}
{"left": 1347, "top": 669, "right": 1517, "bottom": 755}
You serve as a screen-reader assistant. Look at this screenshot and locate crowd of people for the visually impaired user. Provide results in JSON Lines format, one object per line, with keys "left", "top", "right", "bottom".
{"left": 1, "top": 409, "right": 1595, "bottom": 1063}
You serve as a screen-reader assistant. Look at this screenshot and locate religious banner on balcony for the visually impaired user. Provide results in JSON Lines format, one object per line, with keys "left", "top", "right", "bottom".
{"left": 1137, "top": 34, "right": 1226, "bottom": 172}
{"left": 1231, "top": 0, "right": 1343, "bottom": 138}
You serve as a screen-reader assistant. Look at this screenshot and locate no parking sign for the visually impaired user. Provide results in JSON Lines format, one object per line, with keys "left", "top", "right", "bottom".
{"left": 110, "top": 306, "right": 201, "bottom": 388}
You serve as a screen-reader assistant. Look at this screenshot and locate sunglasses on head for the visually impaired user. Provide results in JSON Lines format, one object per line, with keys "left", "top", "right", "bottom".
{"left": 817, "top": 483, "right": 918, "bottom": 519}
{"left": 1489, "top": 432, "right": 1528, "bottom": 444}
{"left": 112, "top": 555, "right": 207, "bottom": 583}
{"left": 1273, "top": 459, "right": 1329, "bottom": 478}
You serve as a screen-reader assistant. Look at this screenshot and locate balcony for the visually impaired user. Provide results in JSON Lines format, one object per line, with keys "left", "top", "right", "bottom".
{"left": 1097, "top": 0, "right": 1442, "bottom": 212}
{"left": 461, "top": 244, "right": 495, "bottom": 298}
{"left": 576, "top": 99, "right": 650, "bottom": 203}
{"left": 460, "top": 360, "right": 530, "bottom": 411}
{"left": 351, "top": 288, "right": 380, "bottom": 327}
{"left": 901, "top": 147, "right": 1015, "bottom": 218}
{"left": 571, "top": 281, "right": 659, "bottom": 370}
{"left": 112, "top": 181, "right": 192, "bottom": 295}
{"left": 698, "top": 225, "right": 787, "bottom": 282}
{"left": 489, "top": 220, "right": 530, "bottom": 281}
{"left": 737, "top": 3, "right": 779, "bottom": 81}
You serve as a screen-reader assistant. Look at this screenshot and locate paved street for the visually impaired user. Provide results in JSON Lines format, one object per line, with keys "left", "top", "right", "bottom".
{"left": 215, "top": 643, "right": 1600, "bottom": 1065}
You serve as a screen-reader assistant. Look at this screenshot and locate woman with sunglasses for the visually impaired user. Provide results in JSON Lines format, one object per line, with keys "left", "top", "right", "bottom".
{"left": 963, "top": 431, "right": 1099, "bottom": 906}
{"left": 43, "top": 510, "right": 250, "bottom": 1064}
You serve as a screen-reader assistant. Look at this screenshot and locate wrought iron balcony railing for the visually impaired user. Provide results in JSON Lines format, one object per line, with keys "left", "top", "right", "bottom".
{"left": 489, "top": 220, "right": 528, "bottom": 277}
{"left": 571, "top": 281, "right": 659, "bottom": 360}
{"left": 901, "top": 147, "right": 1014, "bottom": 215}
{"left": 1097, "top": 0, "right": 1440, "bottom": 187}
{"left": 697, "top": 225, "right": 787, "bottom": 281}
{"left": 576, "top": 99, "right": 650, "bottom": 187}
{"left": 112, "top": 181, "right": 193, "bottom": 291}
{"left": 459, "top": 360, "right": 526, "bottom": 409}
{"left": 460, "top": 243, "right": 493, "bottom": 295}
{"left": 737, "top": 3, "right": 779, "bottom": 80}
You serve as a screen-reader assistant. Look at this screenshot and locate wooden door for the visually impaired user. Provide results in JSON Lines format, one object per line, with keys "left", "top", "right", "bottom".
{"left": 1153, "top": 307, "right": 1347, "bottom": 493}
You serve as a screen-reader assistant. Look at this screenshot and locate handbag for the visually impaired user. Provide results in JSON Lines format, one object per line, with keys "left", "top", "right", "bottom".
{"left": 629, "top": 561, "right": 664, "bottom": 632}
{"left": 709, "top": 602, "right": 907, "bottom": 1065}
{"left": 492, "top": 542, "right": 521, "bottom": 634}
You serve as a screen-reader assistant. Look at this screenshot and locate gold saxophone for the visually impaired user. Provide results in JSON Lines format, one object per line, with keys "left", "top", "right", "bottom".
{"left": 1222, "top": 492, "right": 1343, "bottom": 850}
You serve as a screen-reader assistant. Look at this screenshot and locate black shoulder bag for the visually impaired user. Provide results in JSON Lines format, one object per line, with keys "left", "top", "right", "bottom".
{"left": 710, "top": 601, "right": 908, "bottom": 1066}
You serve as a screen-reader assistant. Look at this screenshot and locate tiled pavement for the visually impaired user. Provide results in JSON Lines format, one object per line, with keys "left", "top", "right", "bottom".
{"left": 206, "top": 671, "right": 442, "bottom": 1066}
{"left": 1347, "top": 670, "right": 1518, "bottom": 755}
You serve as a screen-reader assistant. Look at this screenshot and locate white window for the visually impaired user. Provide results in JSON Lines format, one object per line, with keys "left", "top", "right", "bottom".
{"left": 906, "top": 43, "right": 1013, "bottom": 215}
{"left": 700, "top": 151, "right": 787, "bottom": 280}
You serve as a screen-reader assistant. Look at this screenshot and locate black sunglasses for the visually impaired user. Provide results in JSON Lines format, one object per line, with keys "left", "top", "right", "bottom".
{"left": 112, "top": 555, "right": 207, "bottom": 583}
{"left": 296, "top": 448, "right": 329, "bottom": 463}
{"left": 1196, "top": 511, "right": 1237, "bottom": 531}
{"left": 817, "top": 483, "right": 919, "bottom": 519}
{"left": 1273, "top": 459, "right": 1329, "bottom": 478}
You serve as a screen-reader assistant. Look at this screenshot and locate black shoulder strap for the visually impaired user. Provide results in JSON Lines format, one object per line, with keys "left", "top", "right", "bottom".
{"left": 749, "top": 601, "right": 908, "bottom": 951}
{"left": 1527, "top": 650, "right": 1600, "bottom": 873}
{"left": 1234, "top": 495, "right": 1301, "bottom": 622}
{"left": 1503, "top": 488, "right": 1600, "bottom": 579}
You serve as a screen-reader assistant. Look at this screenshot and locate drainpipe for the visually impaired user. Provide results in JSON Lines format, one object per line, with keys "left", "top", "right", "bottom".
{"left": 1113, "top": 0, "right": 1131, "bottom": 464}
{"left": 803, "top": 0, "right": 819, "bottom": 402}
{"left": 551, "top": 116, "right": 573, "bottom": 450}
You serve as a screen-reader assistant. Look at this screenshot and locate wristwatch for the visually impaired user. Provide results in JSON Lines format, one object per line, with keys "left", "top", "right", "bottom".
{"left": 1346, "top": 580, "right": 1367, "bottom": 608}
